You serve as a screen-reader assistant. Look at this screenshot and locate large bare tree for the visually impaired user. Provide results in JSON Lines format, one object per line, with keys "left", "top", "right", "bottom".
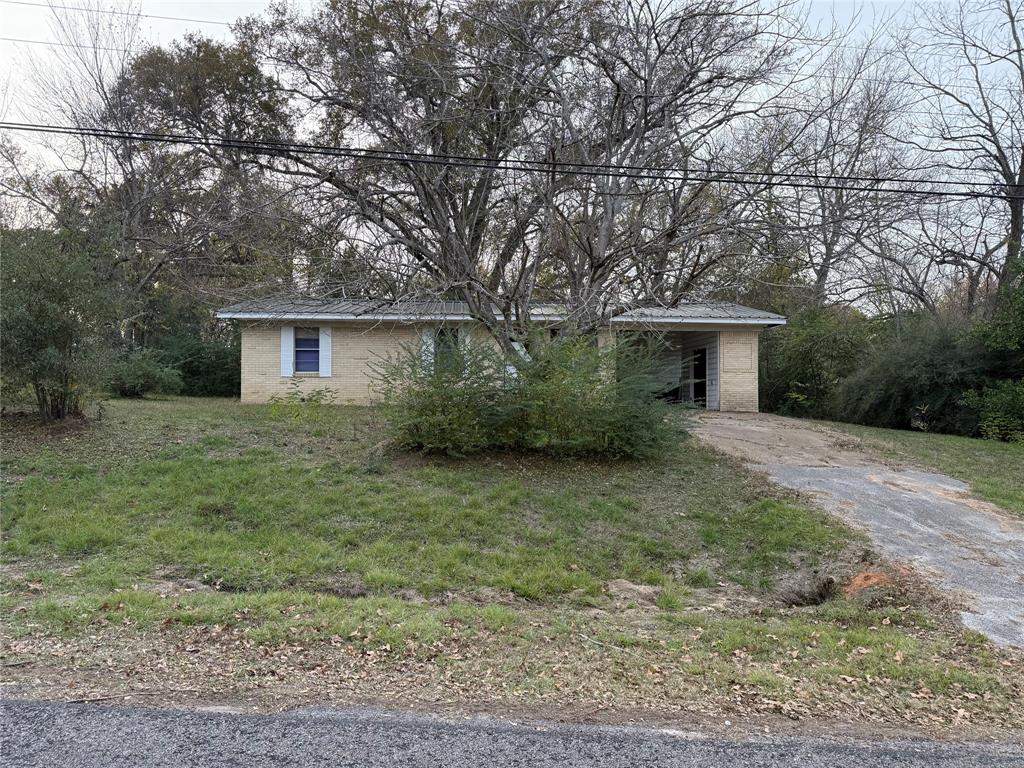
{"left": 904, "top": 0, "right": 1024, "bottom": 298}
{"left": 234, "top": 0, "right": 805, "bottom": 347}
{"left": 530, "top": 0, "right": 798, "bottom": 328}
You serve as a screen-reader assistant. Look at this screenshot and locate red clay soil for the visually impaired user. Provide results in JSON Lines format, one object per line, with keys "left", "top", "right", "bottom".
{"left": 843, "top": 571, "right": 892, "bottom": 598}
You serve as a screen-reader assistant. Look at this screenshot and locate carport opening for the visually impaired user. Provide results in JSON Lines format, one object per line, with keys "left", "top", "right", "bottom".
{"left": 629, "top": 331, "right": 720, "bottom": 410}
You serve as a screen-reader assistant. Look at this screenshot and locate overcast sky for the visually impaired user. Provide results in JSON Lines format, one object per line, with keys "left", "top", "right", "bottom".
{"left": 0, "top": 0, "right": 909, "bottom": 126}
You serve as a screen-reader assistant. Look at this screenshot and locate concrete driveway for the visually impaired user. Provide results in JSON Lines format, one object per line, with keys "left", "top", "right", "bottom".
{"left": 692, "top": 412, "right": 1024, "bottom": 648}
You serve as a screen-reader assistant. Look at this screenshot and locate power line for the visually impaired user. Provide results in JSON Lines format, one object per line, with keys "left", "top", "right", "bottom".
{"left": 0, "top": 35, "right": 147, "bottom": 52}
{"left": 0, "top": 119, "right": 994, "bottom": 192}
{"left": 0, "top": 0, "right": 231, "bottom": 26}
{"left": 0, "top": 0, "right": 994, "bottom": 67}
{"left": 2, "top": 120, "right": 1018, "bottom": 200}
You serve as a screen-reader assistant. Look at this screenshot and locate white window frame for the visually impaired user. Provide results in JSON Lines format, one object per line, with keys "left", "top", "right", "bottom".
{"left": 281, "top": 325, "right": 332, "bottom": 378}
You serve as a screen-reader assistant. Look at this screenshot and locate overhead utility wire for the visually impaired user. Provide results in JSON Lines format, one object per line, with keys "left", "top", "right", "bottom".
{"left": 0, "top": 120, "right": 1000, "bottom": 193}
{"left": 0, "top": 0, "right": 999, "bottom": 66}
{"left": 1, "top": 121, "right": 1018, "bottom": 200}
{"left": 0, "top": 35, "right": 148, "bottom": 52}
{"left": 0, "top": 0, "right": 231, "bottom": 25}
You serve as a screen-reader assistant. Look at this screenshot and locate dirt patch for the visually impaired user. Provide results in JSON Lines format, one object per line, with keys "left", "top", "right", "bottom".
{"left": 142, "top": 579, "right": 214, "bottom": 597}
{"left": 428, "top": 587, "right": 525, "bottom": 607}
{"left": 844, "top": 571, "right": 892, "bottom": 598}
{"left": 0, "top": 558, "right": 82, "bottom": 583}
{"left": 605, "top": 579, "right": 661, "bottom": 605}
{"left": 1, "top": 410, "right": 90, "bottom": 438}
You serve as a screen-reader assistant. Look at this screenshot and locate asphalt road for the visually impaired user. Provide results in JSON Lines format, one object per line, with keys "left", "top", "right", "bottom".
{"left": 2, "top": 700, "right": 1022, "bottom": 768}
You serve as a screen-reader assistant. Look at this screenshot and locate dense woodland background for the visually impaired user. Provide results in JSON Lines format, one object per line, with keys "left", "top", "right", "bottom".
{"left": 1, "top": 0, "right": 1021, "bottom": 438}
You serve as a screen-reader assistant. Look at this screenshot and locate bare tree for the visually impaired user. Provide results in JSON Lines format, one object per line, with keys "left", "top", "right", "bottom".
{"left": 239, "top": 0, "right": 809, "bottom": 346}
{"left": 736, "top": 35, "right": 920, "bottom": 307}
{"left": 529, "top": 0, "right": 800, "bottom": 328}
{"left": 245, "top": 0, "right": 578, "bottom": 353}
{"left": 904, "top": 0, "right": 1024, "bottom": 297}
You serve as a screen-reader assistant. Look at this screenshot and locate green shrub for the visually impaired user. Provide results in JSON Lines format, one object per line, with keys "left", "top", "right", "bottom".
{"left": 267, "top": 380, "right": 337, "bottom": 423}
{"left": 374, "top": 333, "right": 671, "bottom": 459}
{"left": 1, "top": 228, "right": 115, "bottom": 420}
{"left": 156, "top": 334, "right": 240, "bottom": 397}
{"left": 374, "top": 337, "right": 515, "bottom": 456}
{"left": 835, "top": 314, "right": 990, "bottom": 434}
{"left": 962, "top": 380, "right": 1024, "bottom": 442}
{"left": 515, "top": 336, "right": 671, "bottom": 458}
{"left": 108, "top": 350, "right": 183, "bottom": 398}
{"left": 759, "top": 305, "right": 871, "bottom": 418}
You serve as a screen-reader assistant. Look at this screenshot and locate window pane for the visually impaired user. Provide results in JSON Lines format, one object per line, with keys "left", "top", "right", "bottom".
{"left": 434, "top": 328, "right": 461, "bottom": 372}
{"left": 295, "top": 349, "right": 319, "bottom": 372}
{"left": 435, "top": 328, "right": 459, "bottom": 354}
{"left": 295, "top": 327, "right": 319, "bottom": 351}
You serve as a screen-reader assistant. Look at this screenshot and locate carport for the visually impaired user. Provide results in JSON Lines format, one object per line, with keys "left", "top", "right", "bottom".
{"left": 642, "top": 331, "right": 720, "bottom": 409}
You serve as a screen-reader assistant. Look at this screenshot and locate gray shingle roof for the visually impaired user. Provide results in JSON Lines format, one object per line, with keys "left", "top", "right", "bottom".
{"left": 216, "top": 297, "right": 785, "bottom": 326}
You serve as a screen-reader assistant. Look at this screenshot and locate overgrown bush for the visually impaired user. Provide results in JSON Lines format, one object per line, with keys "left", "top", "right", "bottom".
{"left": 962, "top": 380, "right": 1024, "bottom": 442}
{"left": 155, "top": 334, "right": 241, "bottom": 397}
{"left": 108, "top": 350, "right": 183, "bottom": 398}
{"left": 515, "top": 337, "right": 671, "bottom": 458}
{"left": 375, "top": 340, "right": 511, "bottom": 455}
{"left": 1, "top": 229, "right": 116, "bottom": 420}
{"left": 374, "top": 334, "right": 671, "bottom": 459}
{"left": 835, "top": 314, "right": 992, "bottom": 434}
{"left": 759, "top": 299, "right": 1024, "bottom": 441}
{"left": 759, "top": 305, "right": 872, "bottom": 418}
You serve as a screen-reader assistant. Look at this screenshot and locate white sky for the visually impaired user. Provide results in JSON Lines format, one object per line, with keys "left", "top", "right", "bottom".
{"left": 1, "top": 1, "right": 269, "bottom": 123}
{"left": 0, "top": 0, "right": 918, "bottom": 130}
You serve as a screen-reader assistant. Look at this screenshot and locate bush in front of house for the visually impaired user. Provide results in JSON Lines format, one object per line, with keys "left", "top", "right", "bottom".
{"left": 514, "top": 336, "right": 671, "bottom": 458}
{"left": 108, "top": 350, "right": 184, "bottom": 398}
{"left": 374, "top": 335, "right": 671, "bottom": 459}
{"left": 375, "top": 339, "right": 514, "bottom": 456}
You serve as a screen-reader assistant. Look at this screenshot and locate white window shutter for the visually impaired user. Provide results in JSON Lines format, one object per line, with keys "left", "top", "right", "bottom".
{"left": 280, "top": 326, "right": 295, "bottom": 377}
{"left": 420, "top": 327, "right": 435, "bottom": 372}
{"left": 319, "top": 326, "right": 332, "bottom": 377}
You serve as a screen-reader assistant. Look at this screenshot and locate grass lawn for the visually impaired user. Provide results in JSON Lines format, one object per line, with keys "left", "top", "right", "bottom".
{"left": 823, "top": 421, "right": 1024, "bottom": 517}
{"left": 2, "top": 398, "right": 1022, "bottom": 736}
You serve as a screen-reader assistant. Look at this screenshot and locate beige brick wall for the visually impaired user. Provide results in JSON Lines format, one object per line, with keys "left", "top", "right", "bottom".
{"left": 717, "top": 328, "right": 760, "bottom": 412}
{"left": 241, "top": 321, "right": 766, "bottom": 410}
{"left": 240, "top": 322, "right": 423, "bottom": 404}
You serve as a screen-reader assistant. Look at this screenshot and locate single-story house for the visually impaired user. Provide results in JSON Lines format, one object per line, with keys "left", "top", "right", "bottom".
{"left": 215, "top": 298, "right": 786, "bottom": 411}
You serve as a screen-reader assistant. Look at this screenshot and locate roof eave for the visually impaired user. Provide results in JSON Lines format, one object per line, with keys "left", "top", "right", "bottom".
{"left": 611, "top": 316, "right": 786, "bottom": 327}
{"left": 216, "top": 311, "right": 477, "bottom": 322}
{"left": 218, "top": 310, "right": 786, "bottom": 326}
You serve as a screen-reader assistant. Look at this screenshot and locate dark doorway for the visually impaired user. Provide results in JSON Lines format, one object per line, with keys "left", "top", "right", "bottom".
{"left": 692, "top": 348, "right": 707, "bottom": 405}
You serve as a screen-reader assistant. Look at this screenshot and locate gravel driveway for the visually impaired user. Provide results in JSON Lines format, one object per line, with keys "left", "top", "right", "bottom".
{"left": 693, "top": 412, "right": 1024, "bottom": 648}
